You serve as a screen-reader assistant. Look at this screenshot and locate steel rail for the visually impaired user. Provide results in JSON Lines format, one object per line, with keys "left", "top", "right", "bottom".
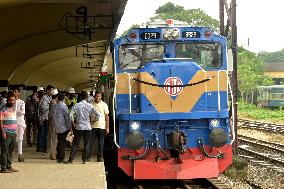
{"left": 238, "top": 135, "right": 284, "bottom": 155}
{"left": 238, "top": 119, "right": 284, "bottom": 134}
{"left": 239, "top": 146, "right": 284, "bottom": 167}
{"left": 206, "top": 178, "right": 233, "bottom": 189}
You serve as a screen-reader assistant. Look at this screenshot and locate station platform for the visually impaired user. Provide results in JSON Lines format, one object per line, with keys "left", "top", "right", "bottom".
{"left": 0, "top": 145, "right": 107, "bottom": 189}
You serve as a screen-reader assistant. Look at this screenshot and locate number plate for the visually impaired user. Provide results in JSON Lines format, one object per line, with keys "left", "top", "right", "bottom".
{"left": 140, "top": 32, "right": 160, "bottom": 40}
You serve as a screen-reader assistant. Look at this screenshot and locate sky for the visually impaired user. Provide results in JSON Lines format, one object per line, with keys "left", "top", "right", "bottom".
{"left": 117, "top": 0, "right": 284, "bottom": 53}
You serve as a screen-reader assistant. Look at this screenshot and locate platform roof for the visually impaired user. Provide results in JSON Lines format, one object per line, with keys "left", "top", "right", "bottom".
{"left": 0, "top": 0, "right": 127, "bottom": 91}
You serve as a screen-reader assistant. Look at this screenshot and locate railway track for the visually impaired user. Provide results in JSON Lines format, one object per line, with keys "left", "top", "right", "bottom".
{"left": 239, "top": 146, "right": 284, "bottom": 167}
{"left": 238, "top": 135, "right": 284, "bottom": 155}
{"left": 244, "top": 180, "right": 263, "bottom": 189}
{"left": 238, "top": 119, "right": 284, "bottom": 135}
{"left": 106, "top": 148, "right": 234, "bottom": 189}
{"left": 206, "top": 178, "right": 233, "bottom": 189}
{"left": 238, "top": 134, "right": 284, "bottom": 172}
{"left": 134, "top": 178, "right": 233, "bottom": 189}
{"left": 238, "top": 133, "right": 284, "bottom": 188}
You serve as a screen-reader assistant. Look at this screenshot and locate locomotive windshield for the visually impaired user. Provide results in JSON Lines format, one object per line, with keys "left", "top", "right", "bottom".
{"left": 119, "top": 44, "right": 164, "bottom": 70}
{"left": 176, "top": 43, "right": 222, "bottom": 69}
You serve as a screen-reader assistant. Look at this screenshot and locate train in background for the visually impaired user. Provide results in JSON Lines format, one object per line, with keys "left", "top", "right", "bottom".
{"left": 257, "top": 85, "right": 284, "bottom": 108}
{"left": 111, "top": 19, "right": 235, "bottom": 179}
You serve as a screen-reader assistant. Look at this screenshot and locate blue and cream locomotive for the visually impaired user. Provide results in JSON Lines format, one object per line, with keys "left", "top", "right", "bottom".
{"left": 112, "top": 20, "right": 234, "bottom": 179}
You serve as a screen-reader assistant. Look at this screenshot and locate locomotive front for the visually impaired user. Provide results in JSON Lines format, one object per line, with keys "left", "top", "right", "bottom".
{"left": 112, "top": 21, "right": 233, "bottom": 179}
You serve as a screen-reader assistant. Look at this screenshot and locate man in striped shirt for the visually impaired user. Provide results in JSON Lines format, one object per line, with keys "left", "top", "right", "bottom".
{"left": 0, "top": 94, "right": 19, "bottom": 173}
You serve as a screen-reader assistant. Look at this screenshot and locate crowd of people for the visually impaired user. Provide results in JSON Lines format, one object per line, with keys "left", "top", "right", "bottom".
{"left": 0, "top": 85, "right": 109, "bottom": 173}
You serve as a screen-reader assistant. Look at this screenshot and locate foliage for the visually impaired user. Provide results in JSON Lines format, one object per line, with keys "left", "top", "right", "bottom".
{"left": 152, "top": 2, "right": 220, "bottom": 33}
{"left": 119, "top": 2, "right": 220, "bottom": 37}
{"left": 258, "top": 48, "right": 284, "bottom": 63}
{"left": 155, "top": 2, "right": 185, "bottom": 14}
{"left": 224, "top": 156, "right": 248, "bottom": 181}
{"left": 120, "top": 24, "right": 140, "bottom": 37}
{"left": 237, "top": 47, "right": 273, "bottom": 95}
{"left": 238, "top": 100, "right": 284, "bottom": 123}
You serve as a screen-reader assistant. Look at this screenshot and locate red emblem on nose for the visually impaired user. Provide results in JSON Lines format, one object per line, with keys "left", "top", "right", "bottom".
{"left": 164, "top": 77, "right": 184, "bottom": 96}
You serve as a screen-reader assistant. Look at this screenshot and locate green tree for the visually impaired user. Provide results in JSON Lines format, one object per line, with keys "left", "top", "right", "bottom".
{"left": 238, "top": 47, "right": 273, "bottom": 101}
{"left": 155, "top": 2, "right": 185, "bottom": 14}
{"left": 152, "top": 2, "right": 219, "bottom": 32}
{"left": 120, "top": 24, "right": 140, "bottom": 37}
{"left": 119, "top": 3, "right": 220, "bottom": 36}
{"left": 258, "top": 48, "right": 284, "bottom": 63}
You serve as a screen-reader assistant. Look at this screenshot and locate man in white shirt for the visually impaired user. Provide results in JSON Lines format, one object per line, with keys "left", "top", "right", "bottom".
{"left": 13, "top": 88, "right": 26, "bottom": 162}
{"left": 47, "top": 89, "right": 58, "bottom": 160}
{"left": 87, "top": 91, "right": 109, "bottom": 162}
{"left": 66, "top": 91, "right": 99, "bottom": 164}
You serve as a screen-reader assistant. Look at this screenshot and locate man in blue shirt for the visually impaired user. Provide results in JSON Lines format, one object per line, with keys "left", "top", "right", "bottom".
{"left": 66, "top": 91, "right": 99, "bottom": 164}
{"left": 52, "top": 93, "right": 71, "bottom": 163}
{"left": 37, "top": 85, "right": 54, "bottom": 153}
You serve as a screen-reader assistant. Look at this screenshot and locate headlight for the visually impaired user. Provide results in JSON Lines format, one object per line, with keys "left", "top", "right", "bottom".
{"left": 171, "top": 28, "right": 180, "bottom": 39}
{"left": 163, "top": 29, "right": 171, "bottom": 39}
{"left": 163, "top": 28, "right": 180, "bottom": 40}
{"left": 125, "top": 132, "right": 144, "bottom": 150}
{"left": 130, "top": 121, "right": 140, "bottom": 131}
{"left": 209, "top": 128, "right": 227, "bottom": 148}
{"left": 210, "top": 119, "right": 219, "bottom": 128}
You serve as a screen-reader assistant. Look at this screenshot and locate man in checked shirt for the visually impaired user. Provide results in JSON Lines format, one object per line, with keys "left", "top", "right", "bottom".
{"left": 51, "top": 93, "right": 71, "bottom": 163}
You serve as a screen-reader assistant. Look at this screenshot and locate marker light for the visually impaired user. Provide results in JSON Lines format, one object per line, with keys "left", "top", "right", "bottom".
{"left": 163, "top": 29, "right": 171, "bottom": 39}
{"left": 210, "top": 119, "right": 219, "bottom": 128}
{"left": 130, "top": 121, "right": 140, "bottom": 131}
{"left": 166, "top": 19, "right": 174, "bottom": 27}
{"left": 129, "top": 32, "right": 137, "bottom": 39}
{"left": 204, "top": 31, "right": 212, "bottom": 38}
